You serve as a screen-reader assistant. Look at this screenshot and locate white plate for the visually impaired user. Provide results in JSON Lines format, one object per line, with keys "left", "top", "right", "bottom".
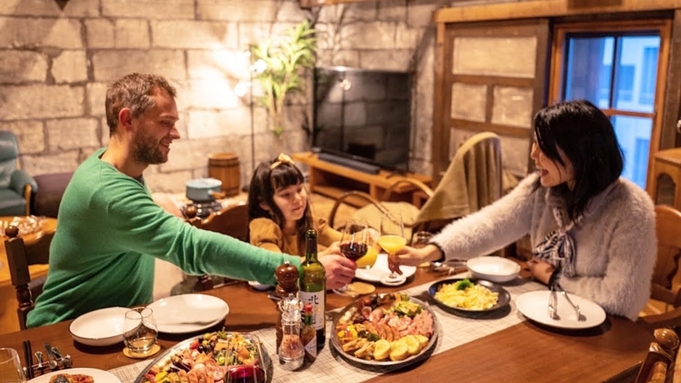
{"left": 354, "top": 253, "right": 416, "bottom": 286}
{"left": 29, "top": 368, "right": 121, "bottom": 383}
{"left": 516, "top": 290, "right": 607, "bottom": 329}
{"left": 148, "top": 294, "right": 229, "bottom": 334}
{"left": 69, "top": 307, "right": 128, "bottom": 346}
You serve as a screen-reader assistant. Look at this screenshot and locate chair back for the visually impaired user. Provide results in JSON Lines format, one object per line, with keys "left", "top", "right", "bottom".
{"left": 186, "top": 202, "right": 249, "bottom": 241}
{"left": 416, "top": 131, "right": 502, "bottom": 224}
{"left": 651, "top": 205, "right": 681, "bottom": 307}
{"left": 4, "top": 225, "right": 54, "bottom": 330}
{"left": 185, "top": 202, "right": 249, "bottom": 290}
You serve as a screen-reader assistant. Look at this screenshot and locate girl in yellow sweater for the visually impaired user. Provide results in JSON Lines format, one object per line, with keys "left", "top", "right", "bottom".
{"left": 247, "top": 153, "right": 356, "bottom": 289}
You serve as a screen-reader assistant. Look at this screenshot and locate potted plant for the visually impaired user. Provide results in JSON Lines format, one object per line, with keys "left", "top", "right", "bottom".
{"left": 251, "top": 20, "right": 316, "bottom": 137}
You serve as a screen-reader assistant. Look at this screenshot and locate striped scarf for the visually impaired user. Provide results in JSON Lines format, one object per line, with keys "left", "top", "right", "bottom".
{"left": 532, "top": 207, "right": 580, "bottom": 277}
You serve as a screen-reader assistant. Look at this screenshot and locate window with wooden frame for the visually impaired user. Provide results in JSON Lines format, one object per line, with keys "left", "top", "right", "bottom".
{"left": 549, "top": 19, "right": 672, "bottom": 190}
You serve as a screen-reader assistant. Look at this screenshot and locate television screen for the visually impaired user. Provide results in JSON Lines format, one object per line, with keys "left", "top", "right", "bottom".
{"left": 312, "top": 67, "right": 412, "bottom": 173}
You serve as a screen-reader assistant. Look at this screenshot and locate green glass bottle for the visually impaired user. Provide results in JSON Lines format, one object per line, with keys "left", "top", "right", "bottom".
{"left": 299, "top": 229, "right": 326, "bottom": 350}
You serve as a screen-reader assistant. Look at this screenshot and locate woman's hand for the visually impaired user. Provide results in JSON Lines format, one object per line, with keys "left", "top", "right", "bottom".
{"left": 320, "top": 254, "right": 357, "bottom": 290}
{"left": 527, "top": 258, "right": 555, "bottom": 284}
{"left": 387, "top": 244, "right": 442, "bottom": 274}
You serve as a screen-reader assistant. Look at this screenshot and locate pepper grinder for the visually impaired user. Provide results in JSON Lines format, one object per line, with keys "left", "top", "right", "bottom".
{"left": 275, "top": 261, "right": 299, "bottom": 353}
{"left": 278, "top": 293, "right": 304, "bottom": 371}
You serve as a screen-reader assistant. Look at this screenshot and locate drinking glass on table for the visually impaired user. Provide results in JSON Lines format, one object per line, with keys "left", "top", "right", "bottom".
{"left": 379, "top": 212, "right": 407, "bottom": 283}
{"left": 0, "top": 348, "right": 26, "bottom": 383}
{"left": 333, "top": 219, "right": 376, "bottom": 295}
{"left": 412, "top": 231, "right": 434, "bottom": 268}
{"left": 123, "top": 307, "right": 158, "bottom": 355}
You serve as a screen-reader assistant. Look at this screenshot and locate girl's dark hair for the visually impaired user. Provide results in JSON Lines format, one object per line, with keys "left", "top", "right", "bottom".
{"left": 247, "top": 158, "right": 314, "bottom": 254}
{"left": 534, "top": 99, "right": 623, "bottom": 221}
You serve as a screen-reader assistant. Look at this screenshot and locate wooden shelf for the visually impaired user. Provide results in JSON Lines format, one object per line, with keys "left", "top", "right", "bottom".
{"left": 293, "top": 152, "right": 432, "bottom": 208}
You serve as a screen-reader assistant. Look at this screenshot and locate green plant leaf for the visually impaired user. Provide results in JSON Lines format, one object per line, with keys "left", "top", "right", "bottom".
{"left": 250, "top": 20, "right": 317, "bottom": 137}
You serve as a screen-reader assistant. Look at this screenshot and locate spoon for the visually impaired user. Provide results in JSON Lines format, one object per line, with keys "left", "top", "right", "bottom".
{"left": 654, "top": 328, "right": 680, "bottom": 352}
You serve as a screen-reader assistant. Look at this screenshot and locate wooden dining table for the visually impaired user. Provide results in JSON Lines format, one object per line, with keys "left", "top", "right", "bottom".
{"left": 0, "top": 267, "right": 653, "bottom": 383}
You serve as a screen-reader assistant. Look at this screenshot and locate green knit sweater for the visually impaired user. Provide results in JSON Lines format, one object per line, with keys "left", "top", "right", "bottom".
{"left": 27, "top": 149, "right": 300, "bottom": 327}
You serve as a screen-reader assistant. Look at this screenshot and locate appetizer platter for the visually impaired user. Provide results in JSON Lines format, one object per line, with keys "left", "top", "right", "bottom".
{"left": 331, "top": 293, "right": 439, "bottom": 367}
{"left": 428, "top": 278, "right": 511, "bottom": 315}
{"left": 134, "top": 330, "right": 270, "bottom": 383}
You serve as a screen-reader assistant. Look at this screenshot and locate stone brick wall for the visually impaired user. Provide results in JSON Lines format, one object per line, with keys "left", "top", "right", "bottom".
{"left": 0, "top": 0, "right": 514, "bottom": 193}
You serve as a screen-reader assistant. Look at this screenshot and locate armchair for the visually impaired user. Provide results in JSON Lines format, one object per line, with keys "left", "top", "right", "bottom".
{"left": 0, "top": 131, "right": 36, "bottom": 216}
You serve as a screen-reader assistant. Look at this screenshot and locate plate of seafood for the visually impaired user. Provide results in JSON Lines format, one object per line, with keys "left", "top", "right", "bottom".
{"left": 428, "top": 278, "right": 511, "bottom": 315}
{"left": 29, "top": 368, "right": 121, "bottom": 383}
{"left": 331, "top": 293, "right": 439, "bottom": 367}
{"left": 134, "top": 330, "right": 270, "bottom": 383}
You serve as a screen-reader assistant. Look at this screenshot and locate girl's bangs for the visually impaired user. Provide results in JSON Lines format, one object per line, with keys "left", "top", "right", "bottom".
{"left": 270, "top": 165, "right": 304, "bottom": 190}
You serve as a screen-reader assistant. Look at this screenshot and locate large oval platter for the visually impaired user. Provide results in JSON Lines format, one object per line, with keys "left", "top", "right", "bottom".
{"left": 133, "top": 330, "right": 271, "bottom": 383}
{"left": 428, "top": 278, "right": 511, "bottom": 315}
{"left": 331, "top": 293, "right": 439, "bottom": 368}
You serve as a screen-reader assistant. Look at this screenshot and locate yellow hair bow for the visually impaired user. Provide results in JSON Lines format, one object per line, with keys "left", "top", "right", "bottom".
{"left": 270, "top": 153, "right": 294, "bottom": 169}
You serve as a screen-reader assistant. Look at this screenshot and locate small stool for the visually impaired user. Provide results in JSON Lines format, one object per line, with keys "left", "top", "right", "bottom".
{"left": 648, "top": 148, "right": 681, "bottom": 209}
{"left": 31, "top": 172, "right": 73, "bottom": 218}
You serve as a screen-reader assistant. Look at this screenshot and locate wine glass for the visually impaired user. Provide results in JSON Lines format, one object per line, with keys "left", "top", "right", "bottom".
{"left": 0, "top": 348, "right": 26, "bottom": 383}
{"left": 379, "top": 212, "right": 407, "bottom": 284}
{"left": 356, "top": 228, "right": 380, "bottom": 270}
{"left": 333, "top": 219, "right": 370, "bottom": 296}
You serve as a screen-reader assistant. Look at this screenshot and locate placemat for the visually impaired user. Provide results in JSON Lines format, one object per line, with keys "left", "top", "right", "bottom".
{"left": 110, "top": 274, "right": 544, "bottom": 383}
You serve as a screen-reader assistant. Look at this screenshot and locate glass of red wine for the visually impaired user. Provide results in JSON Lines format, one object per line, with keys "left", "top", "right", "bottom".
{"left": 333, "top": 219, "right": 370, "bottom": 296}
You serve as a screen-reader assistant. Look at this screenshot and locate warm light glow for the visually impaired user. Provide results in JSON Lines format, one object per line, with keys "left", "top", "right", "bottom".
{"left": 234, "top": 81, "right": 252, "bottom": 98}
{"left": 252, "top": 59, "right": 267, "bottom": 74}
{"left": 340, "top": 78, "right": 352, "bottom": 91}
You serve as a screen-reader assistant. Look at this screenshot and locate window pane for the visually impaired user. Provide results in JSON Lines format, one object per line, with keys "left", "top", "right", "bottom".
{"left": 612, "top": 36, "right": 660, "bottom": 113}
{"left": 611, "top": 115, "right": 652, "bottom": 189}
{"left": 564, "top": 37, "right": 614, "bottom": 108}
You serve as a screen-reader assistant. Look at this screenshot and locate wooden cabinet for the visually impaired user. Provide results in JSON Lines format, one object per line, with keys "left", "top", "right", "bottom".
{"left": 292, "top": 152, "right": 432, "bottom": 208}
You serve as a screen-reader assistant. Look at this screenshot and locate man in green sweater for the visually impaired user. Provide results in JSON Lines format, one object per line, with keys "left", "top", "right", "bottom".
{"left": 27, "top": 73, "right": 304, "bottom": 327}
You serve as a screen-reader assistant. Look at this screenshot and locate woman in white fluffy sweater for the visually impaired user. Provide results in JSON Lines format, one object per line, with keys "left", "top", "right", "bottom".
{"left": 393, "top": 99, "right": 656, "bottom": 320}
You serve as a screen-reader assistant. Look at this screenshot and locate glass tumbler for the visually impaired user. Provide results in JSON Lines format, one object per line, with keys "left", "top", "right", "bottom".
{"left": 0, "top": 348, "right": 26, "bottom": 383}
{"left": 412, "top": 231, "right": 434, "bottom": 268}
{"left": 123, "top": 307, "right": 158, "bottom": 355}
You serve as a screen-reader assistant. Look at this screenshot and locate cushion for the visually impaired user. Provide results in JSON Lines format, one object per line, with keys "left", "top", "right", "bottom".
{"left": 32, "top": 172, "right": 73, "bottom": 218}
{"left": 0, "top": 188, "right": 26, "bottom": 216}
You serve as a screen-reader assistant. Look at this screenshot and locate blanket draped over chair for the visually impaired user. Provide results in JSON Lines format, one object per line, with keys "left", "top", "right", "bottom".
{"left": 350, "top": 132, "right": 510, "bottom": 241}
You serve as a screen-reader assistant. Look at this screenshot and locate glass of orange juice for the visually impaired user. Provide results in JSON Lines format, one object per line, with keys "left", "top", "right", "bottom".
{"left": 379, "top": 213, "right": 406, "bottom": 280}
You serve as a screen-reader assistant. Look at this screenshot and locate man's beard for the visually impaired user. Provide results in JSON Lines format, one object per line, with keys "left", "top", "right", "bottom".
{"left": 132, "top": 130, "right": 167, "bottom": 165}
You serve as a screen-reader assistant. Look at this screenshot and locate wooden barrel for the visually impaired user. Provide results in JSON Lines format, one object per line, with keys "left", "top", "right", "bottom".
{"left": 208, "top": 153, "right": 240, "bottom": 197}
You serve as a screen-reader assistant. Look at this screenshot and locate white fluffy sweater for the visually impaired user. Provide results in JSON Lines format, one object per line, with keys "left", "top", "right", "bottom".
{"left": 432, "top": 173, "right": 656, "bottom": 320}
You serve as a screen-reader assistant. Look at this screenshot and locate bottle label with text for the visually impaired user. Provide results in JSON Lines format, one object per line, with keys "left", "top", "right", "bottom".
{"left": 299, "top": 291, "right": 325, "bottom": 330}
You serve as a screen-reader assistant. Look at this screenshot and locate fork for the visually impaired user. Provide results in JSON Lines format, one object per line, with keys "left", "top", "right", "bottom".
{"left": 555, "top": 283, "right": 583, "bottom": 321}
{"left": 548, "top": 286, "right": 558, "bottom": 320}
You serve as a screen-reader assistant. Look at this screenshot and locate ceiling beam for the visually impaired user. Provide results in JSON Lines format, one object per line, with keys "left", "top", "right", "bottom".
{"left": 435, "top": 0, "right": 681, "bottom": 24}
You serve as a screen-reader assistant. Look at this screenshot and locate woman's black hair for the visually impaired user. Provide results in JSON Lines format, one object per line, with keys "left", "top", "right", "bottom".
{"left": 247, "top": 158, "right": 313, "bottom": 254}
{"left": 534, "top": 99, "right": 623, "bottom": 221}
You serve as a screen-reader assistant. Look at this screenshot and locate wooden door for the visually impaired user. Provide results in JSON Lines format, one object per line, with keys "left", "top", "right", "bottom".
{"left": 432, "top": 19, "right": 550, "bottom": 181}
